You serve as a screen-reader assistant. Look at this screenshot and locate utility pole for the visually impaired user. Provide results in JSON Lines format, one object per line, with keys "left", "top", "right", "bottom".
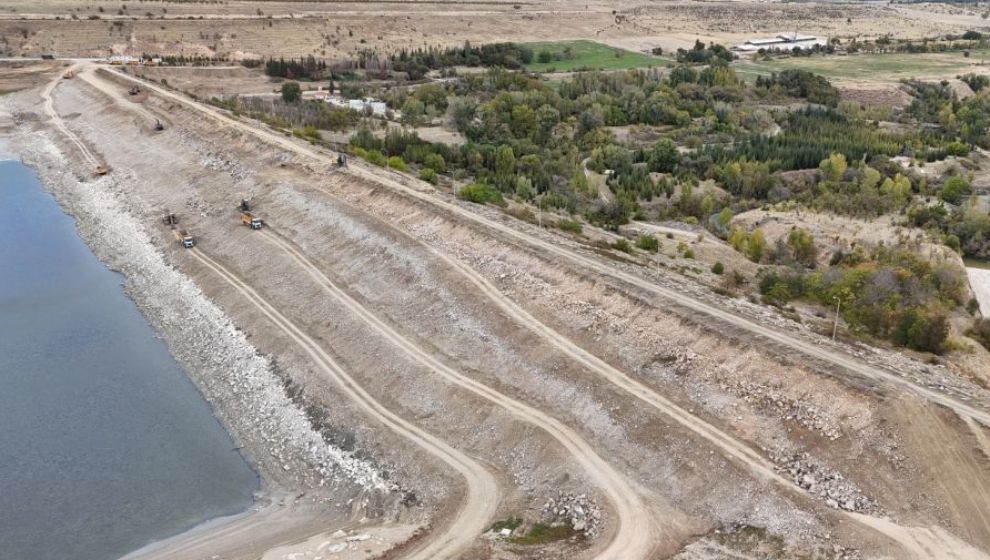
{"left": 656, "top": 234, "right": 661, "bottom": 273}
{"left": 832, "top": 297, "right": 841, "bottom": 341}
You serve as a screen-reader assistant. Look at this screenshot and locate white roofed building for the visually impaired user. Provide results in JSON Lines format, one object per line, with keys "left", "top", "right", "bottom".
{"left": 734, "top": 33, "right": 828, "bottom": 52}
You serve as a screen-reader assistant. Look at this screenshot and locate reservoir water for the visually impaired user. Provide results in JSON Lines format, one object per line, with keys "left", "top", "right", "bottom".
{"left": 0, "top": 160, "right": 258, "bottom": 560}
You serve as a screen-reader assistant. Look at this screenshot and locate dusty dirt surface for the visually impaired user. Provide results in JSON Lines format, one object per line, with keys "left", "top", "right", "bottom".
{"left": 7, "top": 58, "right": 990, "bottom": 560}
{"left": 127, "top": 65, "right": 278, "bottom": 99}
{"left": 970, "top": 267, "right": 990, "bottom": 318}
{"left": 1, "top": 0, "right": 988, "bottom": 59}
{"left": 0, "top": 59, "right": 63, "bottom": 92}
{"left": 838, "top": 84, "right": 914, "bottom": 110}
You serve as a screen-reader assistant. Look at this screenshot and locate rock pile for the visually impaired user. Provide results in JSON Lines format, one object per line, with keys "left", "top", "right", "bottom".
{"left": 714, "top": 377, "right": 843, "bottom": 441}
{"left": 772, "top": 452, "right": 883, "bottom": 515}
{"left": 541, "top": 492, "right": 603, "bottom": 538}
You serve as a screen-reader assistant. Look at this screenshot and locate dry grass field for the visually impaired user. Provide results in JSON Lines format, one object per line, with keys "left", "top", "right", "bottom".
{"left": 2, "top": 1, "right": 989, "bottom": 60}
{"left": 736, "top": 50, "right": 990, "bottom": 84}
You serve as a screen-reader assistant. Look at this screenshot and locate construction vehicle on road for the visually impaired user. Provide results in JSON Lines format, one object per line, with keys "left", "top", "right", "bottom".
{"left": 128, "top": 86, "right": 140, "bottom": 96}
{"left": 162, "top": 212, "right": 194, "bottom": 247}
{"left": 94, "top": 164, "right": 110, "bottom": 176}
{"left": 174, "top": 229, "right": 195, "bottom": 248}
{"left": 241, "top": 211, "right": 263, "bottom": 229}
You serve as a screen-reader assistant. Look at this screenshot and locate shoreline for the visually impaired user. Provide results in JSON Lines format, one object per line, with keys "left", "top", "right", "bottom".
{"left": 0, "top": 96, "right": 403, "bottom": 558}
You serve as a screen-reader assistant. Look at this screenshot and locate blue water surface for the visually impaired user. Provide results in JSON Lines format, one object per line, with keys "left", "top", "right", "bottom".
{"left": 0, "top": 160, "right": 258, "bottom": 560}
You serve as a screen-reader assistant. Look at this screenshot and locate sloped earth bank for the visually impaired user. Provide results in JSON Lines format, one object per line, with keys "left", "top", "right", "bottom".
{"left": 9, "top": 65, "right": 990, "bottom": 558}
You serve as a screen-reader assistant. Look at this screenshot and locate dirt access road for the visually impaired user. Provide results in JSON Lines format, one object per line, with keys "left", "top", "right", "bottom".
{"left": 256, "top": 228, "right": 659, "bottom": 559}
{"left": 186, "top": 248, "right": 501, "bottom": 560}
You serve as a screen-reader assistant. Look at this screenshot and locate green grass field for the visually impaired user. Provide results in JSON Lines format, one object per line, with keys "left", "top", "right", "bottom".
{"left": 524, "top": 40, "right": 670, "bottom": 73}
{"left": 734, "top": 51, "right": 990, "bottom": 83}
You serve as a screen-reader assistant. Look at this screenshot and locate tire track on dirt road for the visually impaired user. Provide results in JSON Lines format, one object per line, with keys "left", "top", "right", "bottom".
{"left": 186, "top": 248, "right": 500, "bottom": 560}
{"left": 101, "top": 65, "right": 990, "bottom": 431}
{"left": 335, "top": 170, "right": 990, "bottom": 431}
{"left": 259, "top": 229, "right": 658, "bottom": 560}
{"left": 41, "top": 65, "right": 101, "bottom": 169}
{"left": 262, "top": 223, "right": 990, "bottom": 559}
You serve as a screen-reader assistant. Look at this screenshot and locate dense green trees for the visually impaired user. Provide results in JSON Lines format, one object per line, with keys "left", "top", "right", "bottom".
{"left": 757, "top": 247, "right": 964, "bottom": 353}
{"left": 702, "top": 107, "right": 955, "bottom": 173}
{"left": 755, "top": 69, "right": 840, "bottom": 107}
{"left": 939, "top": 175, "right": 972, "bottom": 204}
{"left": 389, "top": 42, "right": 535, "bottom": 78}
{"left": 342, "top": 57, "right": 969, "bottom": 235}
{"left": 910, "top": 197, "right": 990, "bottom": 259}
{"left": 281, "top": 82, "right": 301, "bottom": 103}
{"left": 265, "top": 56, "right": 327, "bottom": 80}
{"left": 675, "top": 40, "right": 734, "bottom": 64}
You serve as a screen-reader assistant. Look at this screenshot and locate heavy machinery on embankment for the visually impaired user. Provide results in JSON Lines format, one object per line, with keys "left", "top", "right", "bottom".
{"left": 163, "top": 212, "right": 194, "bottom": 248}
{"left": 239, "top": 199, "right": 263, "bottom": 229}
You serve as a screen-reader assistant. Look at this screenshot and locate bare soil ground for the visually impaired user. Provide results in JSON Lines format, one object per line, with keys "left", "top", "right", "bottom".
{"left": 127, "top": 65, "right": 277, "bottom": 99}
{"left": 0, "top": 59, "right": 63, "bottom": 92}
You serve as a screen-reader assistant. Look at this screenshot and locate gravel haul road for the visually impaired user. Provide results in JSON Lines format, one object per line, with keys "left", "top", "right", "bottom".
{"left": 187, "top": 247, "right": 499, "bottom": 560}
{"left": 258, "top": 228, "right": 659, "bottom": 560}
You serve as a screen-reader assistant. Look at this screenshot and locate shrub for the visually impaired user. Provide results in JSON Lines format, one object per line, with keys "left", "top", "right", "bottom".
{"left": 968, "top": 318, "right": 990, "bottom": 349}
{"left": 424, "top": 153, "right": 447, "bottom": 173}
{"left": 683, "top": 248, "right": 695, "bottom": 259}
{"left": 787, "top": 227, "right": 817, "bottom": 267}
{"left": 612, "top": 238, "right": 633, "bottom": 253}
{"left": 281, "top": 81, "right": 301, "bottom": 103}
{"left": 387, "top": 156, "right": 407, "bottom": 171}
{"left": 939, "top": 175, "right": 971, "bottom": 205}
{"left": 891, "top": 309, "right": 949, "bottom": 353}
{"left": 712, "top": 261, "right": 724, "bottom": 274}
{"left": 458, "top": 183, "right": 504, "bottom": 206}
{"left": 556, "top": 219, "right": 583, "bottom": 234}
{"left": 635, "top": 234, "right": 659, "bottom": 251}
{"left": 365, "top": 150, "right": 387, "bottom": 166}
{"left": 968, "top": 297, "right": 981, "bottom": 315}
{"left": 419, "top": 167, "right": 438, "bottom": 184}
{"left": 746, "top": 228, "right": 766, "bottom": 262}
{"left": 292, "top": 126, "right": 319, "bottom": 140}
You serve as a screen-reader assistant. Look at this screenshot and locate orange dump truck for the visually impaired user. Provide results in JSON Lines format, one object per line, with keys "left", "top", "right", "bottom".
{"left": 173, "top": 229, "right": 194, "bottom": 248}
{"left": 240, "top": 211, "right": 263, "bottom": 229}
